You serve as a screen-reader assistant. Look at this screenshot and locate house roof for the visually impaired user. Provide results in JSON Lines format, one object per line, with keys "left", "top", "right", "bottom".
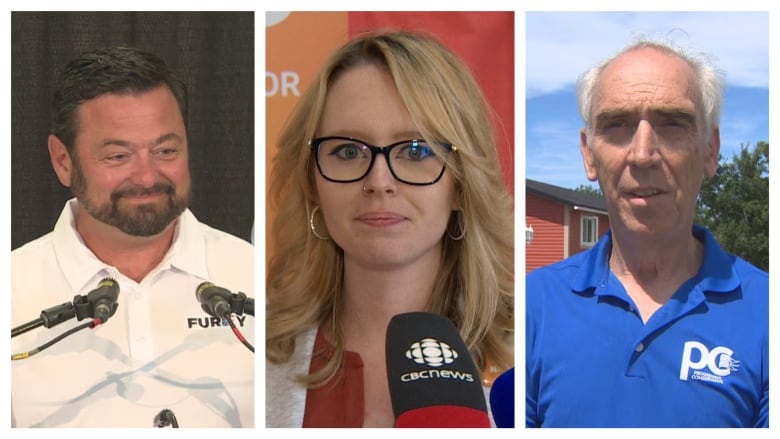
{"left": 526, "top": 178, "right": 608, "bottom": 214}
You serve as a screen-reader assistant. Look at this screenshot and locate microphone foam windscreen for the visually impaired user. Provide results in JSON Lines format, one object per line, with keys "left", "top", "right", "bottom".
{"left": 489, "top": 367, "right": 514, "bottom": 428}
{"left": 385, "top": 312, "right": 490, "bottom": 427}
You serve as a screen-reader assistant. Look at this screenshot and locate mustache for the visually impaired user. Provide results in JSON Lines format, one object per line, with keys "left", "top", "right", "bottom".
{"left": 110, "top": 182, "right": 175, "bottom": 201}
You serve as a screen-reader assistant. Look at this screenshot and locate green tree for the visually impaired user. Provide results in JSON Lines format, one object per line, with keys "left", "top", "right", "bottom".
{"left": 696, "top": 141, "right": 768, "bottom": 270}
{"left": 573, "top": 184, "right": 603, "bottom": 197}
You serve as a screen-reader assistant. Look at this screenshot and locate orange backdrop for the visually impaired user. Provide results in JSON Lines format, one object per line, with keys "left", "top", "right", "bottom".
{"left": 266, "top": 11, "right": 515, "bottom": 259}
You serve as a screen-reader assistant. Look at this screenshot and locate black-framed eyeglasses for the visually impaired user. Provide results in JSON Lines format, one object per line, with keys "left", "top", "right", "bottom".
{"left": 309, "top": 136, "right": 456, "bottom": 185}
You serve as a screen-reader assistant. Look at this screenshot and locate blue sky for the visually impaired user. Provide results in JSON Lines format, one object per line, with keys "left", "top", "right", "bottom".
{"left": 525, "top": 11, "right": 770, "bottom": 191}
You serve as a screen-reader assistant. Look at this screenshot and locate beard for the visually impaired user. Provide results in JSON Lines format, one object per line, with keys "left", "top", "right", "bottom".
{"left": 70, "top": 159, "right": 190, "bottom": 237}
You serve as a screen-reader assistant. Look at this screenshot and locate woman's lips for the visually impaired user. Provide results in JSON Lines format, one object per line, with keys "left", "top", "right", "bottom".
{"left": 356, "top": 212, "right": 407, "bottom": 227}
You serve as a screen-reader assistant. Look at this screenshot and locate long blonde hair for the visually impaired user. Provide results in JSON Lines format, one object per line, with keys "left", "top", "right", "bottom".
{"left": 266, "top": 30, "right": 514, "bottom": 385}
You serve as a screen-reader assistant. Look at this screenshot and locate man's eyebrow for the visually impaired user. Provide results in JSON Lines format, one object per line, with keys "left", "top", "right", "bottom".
{"left": 651, "top": 109, "right": 697, "bottom": 124}
{"left": 152, "top": 133, "right": 184, "bottom": 146}
{"left": 594, "top": 108, "right": 697, "bottom": 125}
{"left": 594, "top": 109, "right": 634, "bottom": 125}
{"left": 100, "top": 138, "right": 133, "bottom": 148}
{"left": 100, "top": 133, "right": 183, "bottom": 148}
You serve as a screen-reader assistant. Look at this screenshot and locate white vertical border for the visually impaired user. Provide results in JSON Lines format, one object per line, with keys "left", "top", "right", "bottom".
{"left": 255, "top": 10, "right": 267, "bottom": 431}
{"left": 514, "top": 7, "right": 527, "bottom": 433}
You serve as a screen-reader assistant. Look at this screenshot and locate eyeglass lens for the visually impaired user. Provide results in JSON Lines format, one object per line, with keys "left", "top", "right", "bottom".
{"left": 316, "top": 138, "right": 446, "bottom": 184}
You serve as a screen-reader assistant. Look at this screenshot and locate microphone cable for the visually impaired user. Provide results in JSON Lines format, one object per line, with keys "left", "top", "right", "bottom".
{"left": 11, "top": 318, "right": 104, "bottom": 361}
{"left": 225, "top": 314, "right": 254, "bottom": 353}
{"left": 11, "top": 278, "right": 120, "bottom": 361}
{"left": 195, "top": 282, "right": 254, "bottom": 353}
{"left": 210, "top": 304, "right": 254, "bottom": 353}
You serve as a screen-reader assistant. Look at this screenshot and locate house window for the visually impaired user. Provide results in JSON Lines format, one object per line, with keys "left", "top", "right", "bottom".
{"left": 581, "top": 215, "right": 598, "bottom": 247}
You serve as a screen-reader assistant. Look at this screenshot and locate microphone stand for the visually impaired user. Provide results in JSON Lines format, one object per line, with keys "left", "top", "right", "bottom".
{"left": 11, "top": 279, "right": 120, "bottom": 360}
{"left": 12, "top": 302, "right": 76, "bottom": 338}
{"left": 12, "top": 278, "right": 120, "bottom": 338}
{"left": 230, "top": 293, "right": 254, "bottom": 317}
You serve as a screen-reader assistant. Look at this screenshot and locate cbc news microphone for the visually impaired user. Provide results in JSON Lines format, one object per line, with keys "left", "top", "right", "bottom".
{"left": 385, "top": 312, "right": 491, "bottom": 427}
{"left": 489, "top": 367, "right": 514, "bottom": 428}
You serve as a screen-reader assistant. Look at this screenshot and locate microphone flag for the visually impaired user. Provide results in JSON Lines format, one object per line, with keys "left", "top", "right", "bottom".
{"left": 385, "top": 312, "right": 490, "bottom": 427}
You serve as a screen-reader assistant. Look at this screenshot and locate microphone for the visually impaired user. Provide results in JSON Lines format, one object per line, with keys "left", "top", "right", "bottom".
{"left": 75, "top": 277, "right": 120, "bottom": 322}
{"left": 385, "top": 312, "right": 491, "bottom": 427}
{"left": 12, "top": 277, "right": 121, "bottom": 338}
{"left": 196, "top": 282, "right": 233, "bottom": 318}
{"left": 195, "top": 282, "right": 255, "bottom": 353}
{"left": 195, "top": 282, "right": 254, "bottom": 317}
{"left": 489, "top": 367, "right": 514, "bottom": 428}
{"left": 153, "top": 408, "right": 179, "bottom": 427}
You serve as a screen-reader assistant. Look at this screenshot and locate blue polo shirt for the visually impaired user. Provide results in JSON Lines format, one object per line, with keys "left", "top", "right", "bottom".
{"left": 526, "top": 225, "right": 768, "bottom": 427}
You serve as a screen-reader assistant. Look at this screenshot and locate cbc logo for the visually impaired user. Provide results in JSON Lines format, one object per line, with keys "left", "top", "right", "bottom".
{"left": 406, "top": 338, "right": 458, "bottom": 367}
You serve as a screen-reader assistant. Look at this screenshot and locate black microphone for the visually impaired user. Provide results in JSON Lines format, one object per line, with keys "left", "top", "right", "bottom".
{"left": 11, "top": 277, "right": 120, "bottom": 336}
{"left": 195, "top": 282, "right": 254, "bottom": 317}
{"left": 385, "top": 312, "right": 491, "bottom": 427}
{"left": 195, "top": 282, "right": 255, "bottom": 353}
{"left": 77, "top": 277, "right": 120, "bottom": 322}
{"left": 196, "top": 282, "right": 233, "bottom": 318}
{"left": 489, "top": 367, "right": 514, "bottom": 427}
{"left": 153, "top": 408, "right": 179, "bottom": 428}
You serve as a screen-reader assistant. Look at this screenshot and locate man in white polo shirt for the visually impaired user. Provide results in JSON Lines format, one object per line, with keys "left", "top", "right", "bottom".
{"left": 11, "top": 46, "right": 254, "bottom": 427}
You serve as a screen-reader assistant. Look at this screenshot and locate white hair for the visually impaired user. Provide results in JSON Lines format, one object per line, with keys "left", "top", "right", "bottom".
{"left": 577, "top": 38, "right": 726, "bottom": 147}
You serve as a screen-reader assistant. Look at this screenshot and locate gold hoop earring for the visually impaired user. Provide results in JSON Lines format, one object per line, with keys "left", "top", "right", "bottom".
{"left": 447, "top": 210, "right": 465, "bottom": 241}
{"left": 309, "top": 205, "right": 329, "bottom": 240}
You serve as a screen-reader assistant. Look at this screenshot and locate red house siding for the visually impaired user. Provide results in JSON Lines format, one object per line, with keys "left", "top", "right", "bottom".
{"left": 526, "top": 193, "right": 565, "bottom": 273}
{"left": 569, "top": 210, "right": 611, "bottom": 254}
{"left": 526, "top": 194, "right": 611, "bottom": 273}
{"left": 569, "top": 210, "right": 582, "bottom": 255}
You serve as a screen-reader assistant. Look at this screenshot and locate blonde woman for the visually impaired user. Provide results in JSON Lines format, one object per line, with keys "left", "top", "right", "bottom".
{"left": 266, "top": 30, "right": 513, "bottom": 427}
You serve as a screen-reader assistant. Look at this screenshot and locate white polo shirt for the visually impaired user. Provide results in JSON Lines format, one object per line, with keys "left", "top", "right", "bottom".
{"left": 11, "top": 199, "right": 255, "bottom": 427}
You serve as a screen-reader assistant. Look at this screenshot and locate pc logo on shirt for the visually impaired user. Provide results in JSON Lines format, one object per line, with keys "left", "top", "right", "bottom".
{"left": 679, "top": 341, "right": 740, "bottom": 384}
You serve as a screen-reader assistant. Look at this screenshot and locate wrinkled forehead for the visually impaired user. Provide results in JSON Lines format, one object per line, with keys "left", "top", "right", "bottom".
{"left": 593, "top": 48, "right": 699, "bottom": 116}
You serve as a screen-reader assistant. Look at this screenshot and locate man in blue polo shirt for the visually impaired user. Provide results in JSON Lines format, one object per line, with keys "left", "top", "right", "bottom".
{"left": 525, "top": 39, "right": 768, "bottom": 427}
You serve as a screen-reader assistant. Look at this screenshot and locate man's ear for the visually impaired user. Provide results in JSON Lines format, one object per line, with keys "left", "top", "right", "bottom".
{"left": 580, "top": 129, "right": 598, "bottom": 181}
{"left": 48, "top": 134, "right": 73, "bottom": 187}
{"left": 703, "top": 127, "right": 721, "bottom": 178}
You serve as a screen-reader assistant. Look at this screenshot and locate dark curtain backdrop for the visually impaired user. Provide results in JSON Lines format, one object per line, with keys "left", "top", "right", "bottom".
{"left": 11, "top": 11, "right": 255, "bottom": 250}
